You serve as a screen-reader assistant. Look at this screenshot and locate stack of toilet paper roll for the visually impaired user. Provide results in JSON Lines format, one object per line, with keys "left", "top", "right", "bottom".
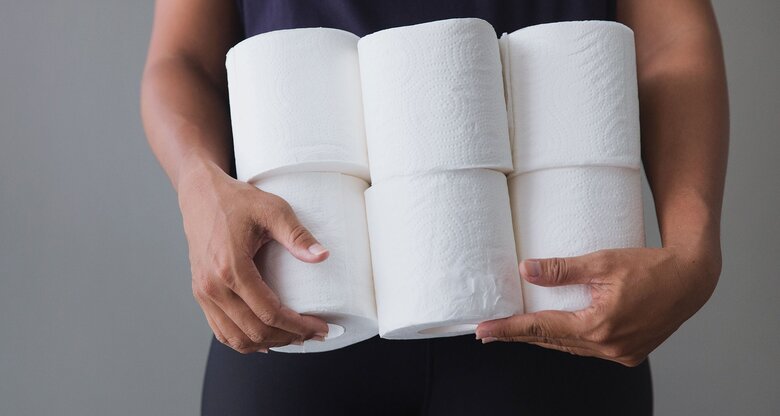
{"left": 502, "top": 21, "right": 646, "bottom": 312}
{"left": 226, "top": 18, "right": 647, "bottom": 352}
{"left": 226, "top": 28, "right": 377, "bottom": 352}
{"left": 358, "top": 18, "right": 524, "bottom": 339}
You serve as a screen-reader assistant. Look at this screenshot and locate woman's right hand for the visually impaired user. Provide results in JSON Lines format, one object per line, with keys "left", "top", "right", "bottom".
{"left": 176, "top": 156, "right": 330, "bottom": 353}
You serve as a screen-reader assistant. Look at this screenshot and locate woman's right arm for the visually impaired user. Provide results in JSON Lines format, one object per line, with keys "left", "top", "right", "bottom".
{"left": 141, "top": 0, "right": 329, "bottom": 353}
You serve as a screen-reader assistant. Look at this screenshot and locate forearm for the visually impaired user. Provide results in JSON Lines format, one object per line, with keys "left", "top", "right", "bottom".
{"left": 621, "top": 1, "right": 729, "bottom": 267}
{"left": 639, "top": 43, "right": 728, "bottom": 255}
{"left": 480, "top": 2, "right": 731, "bottom": 363}
{"left": 141, "top": 57, "right": 233, "bottom": 191}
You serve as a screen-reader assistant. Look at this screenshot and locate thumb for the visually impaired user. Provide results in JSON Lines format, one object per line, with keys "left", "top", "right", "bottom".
{"left": 263, "top": 198, "right": 329, "bottom": 263}
{"left": 520, "top": 255, "right": 595, "bottom": 287}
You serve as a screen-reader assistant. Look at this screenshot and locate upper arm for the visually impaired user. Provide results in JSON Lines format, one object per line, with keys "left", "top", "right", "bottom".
{"left": 617, "top": 0, "right": 724, "bottom": 78}
{"left": 145, "top": 0, "right": 242, "bottom": 91}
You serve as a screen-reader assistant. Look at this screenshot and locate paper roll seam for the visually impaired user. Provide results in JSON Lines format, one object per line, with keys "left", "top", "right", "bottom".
{"left": 359, "top": 17, "right": 494, "bottom": 45}
{"left": 508, "top": 162, "right": 642, "bottom": 179}
{"left": 499, "top": 32, "right": 515, "bottom": 157}
{"left": 227, "top": 26, "right": 361, "bottom": 57}
{"left": 241, "top": 161, "right": 372, "bottom": 185}
{"left": 367, "top": 164, "right": 516, "bottom": 186}
{"left": 509, "top": 20, "right": 635, "bottom": 38}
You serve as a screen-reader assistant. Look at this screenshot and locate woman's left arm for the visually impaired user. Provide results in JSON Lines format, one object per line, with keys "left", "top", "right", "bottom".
{"left": 476, "top": 0, "right": 729, "bottom": 366}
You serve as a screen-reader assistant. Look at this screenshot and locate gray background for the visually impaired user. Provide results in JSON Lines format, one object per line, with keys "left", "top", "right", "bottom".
{"left": 0, "top": 1, "right": 778, "bottom": 414}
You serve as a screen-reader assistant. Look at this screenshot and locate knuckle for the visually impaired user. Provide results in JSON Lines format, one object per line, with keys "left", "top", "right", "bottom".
{"left": 225, "top": 336, "right": 254, "bottom": 354}
{"left": 589, "top": 327, "right": 611, "bottom": 344}
{"left": 221, "top": 335, "right": 238, "bottom": 348}
{"left": 257, "top": 308, "right": 280, "bottom": 327}
{"left": 287, "top": 223, "right": 311, "bottom": 247}
{"left": 266, "top": 193, "right": 291, "bottom": 212}
{"left": 264, "top": 195, "right": 292, "bottom": 219}
{"left": 191, "top": 281, "right": 205, "bottom": 300}
{"left": 587, "top": 318, "right": 615, "bottom": 344}
{"left": 601, "top": 344, "right": 625, "bottom": 360}
{"left": 548, "top": 258, "right": 568, "bottom": 283}
{"left": 215, "top": 264, "right": 236, "bottom": 289}
{"left": 488, "top": 327, "right": 507, "bottom": 339}
{"left": 236, "top": 346, "right": 256, "bottom": 355}
{"left": 197, "top": 278, "right": 221, "bottom": 299}
{"left": 245, "top": 327, "right": 268, "bottom": 344}
{"left": 593, "top": 250, "right": 616, "bottom": 274}
{"left": 254, "top": 194, "right": 287, "bottom": 229}
{"left": 557, "top": 344, "right": 577, "bottom": 356}
{"left": 621, "top": 356, "right": 645, "bottom": 368}
{"left": 616, "top": 268, "right": 632, "bottom": 283}
{"left": 527, "top": 320, "right": 548, "bottom": 339}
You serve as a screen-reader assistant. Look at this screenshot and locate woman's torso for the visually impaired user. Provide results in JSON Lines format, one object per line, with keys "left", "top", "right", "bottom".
{"left": 234, "top": 0, "right": 616, "bottom": 38}
{"left": 208, "top": 3, "right": 652, "bottom": 415}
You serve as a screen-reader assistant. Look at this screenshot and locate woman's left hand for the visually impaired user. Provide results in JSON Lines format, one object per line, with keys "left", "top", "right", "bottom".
{"left": 476, "top": 246, "right": 721, "bottom": 367}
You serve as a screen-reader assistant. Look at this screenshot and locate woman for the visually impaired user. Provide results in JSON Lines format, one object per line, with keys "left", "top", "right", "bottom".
{"left": 141, "top": 1, "right": 728, "bottom": 414}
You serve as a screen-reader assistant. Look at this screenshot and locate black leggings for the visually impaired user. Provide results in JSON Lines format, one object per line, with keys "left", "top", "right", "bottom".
{"left": 202, "top": 335, "right": 652, "bottom": 415}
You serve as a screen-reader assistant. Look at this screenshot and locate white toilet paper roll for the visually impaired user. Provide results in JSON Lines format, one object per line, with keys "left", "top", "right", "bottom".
{"left": 358, "top": 18, "right": 513, "bottom": 182}
{"left": 253, "top": 173, "right": 377, "bottom": 352}
{"left": 365, "top": 169, "right": 523, "bottom": 339}
{"left": 504, "top": 21, "right": 641, "bottom": 175}
{"left": 509, "top": 167, "right": 645, "bottom": 312}
{"left": 227, "top": 28, "right": 370, "bottom": 183}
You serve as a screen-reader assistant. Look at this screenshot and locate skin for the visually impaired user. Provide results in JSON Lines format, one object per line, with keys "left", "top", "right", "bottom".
{"left": 141, "top": 0, "right": 728, "bottom": 364}
{"left": 142, "top": 0, "right": 330, "bottom": 353}
{"left": 477, "top": 0, "right": 729, "bottom": 367}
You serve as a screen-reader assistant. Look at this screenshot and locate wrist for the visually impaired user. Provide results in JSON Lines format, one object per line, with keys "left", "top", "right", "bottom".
{"left": 175, "top": 149, "right": 224, "bottom": 192}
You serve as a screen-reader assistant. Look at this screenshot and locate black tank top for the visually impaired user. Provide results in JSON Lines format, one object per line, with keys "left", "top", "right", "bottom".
{"left": 234, "top": 0, "right": 616, "bottom": 38}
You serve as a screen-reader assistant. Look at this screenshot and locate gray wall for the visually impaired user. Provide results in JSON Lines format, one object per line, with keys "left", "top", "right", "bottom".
{"left": 0, "top": 1, "right": 777, "bottom": 414}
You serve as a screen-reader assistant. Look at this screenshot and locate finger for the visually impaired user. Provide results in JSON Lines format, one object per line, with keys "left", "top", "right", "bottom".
{"left": 478, "top": 325, "right": 598, "bottom": 355}
{"left": 260, "top": 195, "right": 329, "bottom": 263}
{"left": 204, "top": 300, "right": 302, "bottom": 353}
{"left": 519, "top": 251, "right": 604, "bottom": 287}
{"left": 230, "top": 257, "right": 330, "bottom": 338}
{"left": 476, "top": 310, "right": 584, "bottom": 343}
{"left": 213, "top": 289, "right": 304, "bottom": 346}
{"left": 526, "top": 341, "right": 602, "bottom": 358}
{"left": 195, "top": 295, "right": 226, "bottom": 342}
{"left": 198, "top": 296, "right": 264, "bottom": 354}
{"left": 193, "top": 284, "right": 227, "bottom": 342}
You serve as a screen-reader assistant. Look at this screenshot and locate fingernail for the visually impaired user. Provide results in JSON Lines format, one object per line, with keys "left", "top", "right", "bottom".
{"left": 308, "top": 243, "right": 328, "bottom": 256}
{"left": 481, "top": 337, "right": 498, "bottom": 344}
{"left": 310, "top": 335, "right": 326, "bottom": 342}
{"left": 315, "top": 332, "right": 328, "bottom": 339}
{"left": 257, "top": 348, "right": 269, "bottom": 353}
{"left": 521, "top": 260, "right": 541, "bottom": 279}
{"left": 292, "top": 339, "right": 304, "bottom": 346}
{"left": 475, "top": 329, "right": 491, "bottom": 340}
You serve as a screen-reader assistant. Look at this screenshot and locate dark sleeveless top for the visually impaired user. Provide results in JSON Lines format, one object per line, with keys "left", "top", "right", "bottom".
{"left": 234, "top": 0, "right": 616, "bottom": 39}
